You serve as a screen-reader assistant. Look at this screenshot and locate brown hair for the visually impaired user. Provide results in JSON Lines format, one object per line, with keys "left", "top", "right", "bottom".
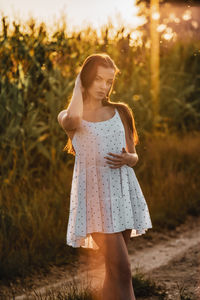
{"left": 63, "top": 53, "right": 139, "bottom": 156}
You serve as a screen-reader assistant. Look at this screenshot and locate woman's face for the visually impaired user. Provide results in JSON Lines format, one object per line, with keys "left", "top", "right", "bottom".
{"left": 86, "top": 65, "right": 115, "bottom": 101}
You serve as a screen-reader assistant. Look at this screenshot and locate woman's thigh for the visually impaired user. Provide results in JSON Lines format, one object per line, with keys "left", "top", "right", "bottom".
{"left": 122, "top": 229, "right": 132, "bottom": 247}
{"left": 91, "top": 229, "right": 131, "bottom": 253}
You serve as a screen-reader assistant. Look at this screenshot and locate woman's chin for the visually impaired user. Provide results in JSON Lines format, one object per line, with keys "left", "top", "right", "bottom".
{"left": 94, "top": 95, "right": 104, "bottom": 101}
{"left": 96, "top": 94, "right": 105, "bottom": 100}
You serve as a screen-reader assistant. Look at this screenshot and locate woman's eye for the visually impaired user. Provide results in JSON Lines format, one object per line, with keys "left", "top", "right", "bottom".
{"left": 95, "top": 77, "right": 112, "bottom": 85}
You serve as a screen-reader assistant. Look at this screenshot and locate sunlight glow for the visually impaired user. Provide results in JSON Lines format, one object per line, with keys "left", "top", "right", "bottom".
{"left": 162, "top": 27, "right": 176, "bottom": 41}
{"left": 145, "top": 40, "right": 151, "bottom": 49}
{"left": 174, "top": 17, "right": 181, "bottom": 24}
{"left": 0, "top": 0, "right": 145, "bottom": 33}
{"left": 182, "top": 10, "right": 192, "bottom": 21}
{"left": 168, "top": 13, "right": 176, "bottom": 22}
{"left": 191, "top": 20, "right": 199, "bottom": 29}
{"left": 157, "top": 24, "right": 167, "bottom": 32}
{"left": 129, "top": 30, "right": 143, "bottom": 47}
{"left": 152, "top": 12, "right": 160, "bottom": 20}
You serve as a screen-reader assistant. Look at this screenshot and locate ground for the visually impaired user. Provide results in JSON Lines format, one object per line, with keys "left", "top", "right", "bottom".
{"left": 0, "top": 214, "right": 200, "bottom": 300}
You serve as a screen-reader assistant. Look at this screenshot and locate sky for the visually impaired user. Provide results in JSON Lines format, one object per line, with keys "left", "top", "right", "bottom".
{"left": 0, "top": 0, "right": 146, "bottom": 33}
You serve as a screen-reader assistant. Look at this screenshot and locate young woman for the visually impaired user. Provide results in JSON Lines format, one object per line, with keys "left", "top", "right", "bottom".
{"left": 57, "top": 53, "right": 152, "bottom": 300}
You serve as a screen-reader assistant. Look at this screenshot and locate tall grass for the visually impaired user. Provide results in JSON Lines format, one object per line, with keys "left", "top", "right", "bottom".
{"left": 1, "top": 132, "right": 199, "bottom": 280}
{"left": 0, "top": 163, "right": 77, "bottom": 279}
{"left": 137, "top": 131, "right": 200, "bottom": 229}
{"left": 0, "top": 16, "right": 200, "bottom": 279}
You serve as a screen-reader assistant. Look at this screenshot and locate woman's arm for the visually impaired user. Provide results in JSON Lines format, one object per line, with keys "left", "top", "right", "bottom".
{"left": 120, "top": 110, "right": 139, "bottom": 167}
{"left": 124, "top": 135, "right": 139, "bottom": 167}
{"left": 57, "top": 73, "right": 84, "bottom": 131}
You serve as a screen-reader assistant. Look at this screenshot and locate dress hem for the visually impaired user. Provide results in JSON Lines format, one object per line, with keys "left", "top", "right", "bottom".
{"left": 66, "top": 226, "right": 153, "bottom": 250}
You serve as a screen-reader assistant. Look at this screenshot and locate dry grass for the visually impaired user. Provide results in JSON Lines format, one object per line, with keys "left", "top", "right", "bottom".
{"left": 136, "top": 131, "right": 200, "bottom": 230}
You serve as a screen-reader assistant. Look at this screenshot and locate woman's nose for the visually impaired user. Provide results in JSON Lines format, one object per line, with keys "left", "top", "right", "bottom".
{"left": 101, "top": 81, "right": 107, "bottom": 89}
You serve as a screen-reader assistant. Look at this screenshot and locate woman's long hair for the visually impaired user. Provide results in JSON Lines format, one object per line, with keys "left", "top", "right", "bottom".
{"left": 63, "top": 53, "right": 139, "bottom": 156}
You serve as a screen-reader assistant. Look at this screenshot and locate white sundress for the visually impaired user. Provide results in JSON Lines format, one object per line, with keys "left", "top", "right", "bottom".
{"left": 66, "top": 107, "right": 153, "bottom": 250}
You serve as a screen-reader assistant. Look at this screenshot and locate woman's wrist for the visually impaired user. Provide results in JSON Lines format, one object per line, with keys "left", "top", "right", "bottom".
{"left": 126, "top": 153, "right": 138, "bottom": 167}
{"left": 74, "top": 73, "right": 84, "bottom": 93}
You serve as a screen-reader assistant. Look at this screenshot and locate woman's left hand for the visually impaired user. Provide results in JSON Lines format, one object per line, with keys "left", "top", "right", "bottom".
{"left": 104, "top": 147, "right": 138, "bottom": 168}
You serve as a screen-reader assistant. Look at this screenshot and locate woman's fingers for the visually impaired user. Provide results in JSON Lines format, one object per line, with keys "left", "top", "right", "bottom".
{"left": 105, "top": 156, "right": 122, "bottom": 161}
{"left": 104, "top": 152, "right": 124, "bottom": 169}
{"left": 104, "top": 152, "right": 127, "bottom": 168}
{"left": 107, "top": 161, "right": 123, "bottom": 168}
{"left": 107, "top": 152, "right": 123, "bottom": 158}
{"left": 105, "top": 156, "right": 124, "bottom": 168}
{"left": 105, "top": 157, "right": 123, "bottom": 164}
{"left": 106, "top": 160, "right": 122, "bottom": 165}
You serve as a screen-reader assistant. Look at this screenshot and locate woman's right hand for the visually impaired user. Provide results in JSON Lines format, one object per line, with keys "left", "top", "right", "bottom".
{"left": 74, "top": 73, "right": 84, "bottom": 93}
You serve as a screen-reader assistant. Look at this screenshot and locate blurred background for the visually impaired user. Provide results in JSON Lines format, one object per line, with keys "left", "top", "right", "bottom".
{"left": 0, "top": 0, "right": 200, "bottom": 283}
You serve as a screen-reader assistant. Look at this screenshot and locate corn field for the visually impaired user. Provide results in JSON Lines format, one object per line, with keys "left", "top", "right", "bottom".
{"left": 0, "top": 15, "right": 200, "bottom": 279}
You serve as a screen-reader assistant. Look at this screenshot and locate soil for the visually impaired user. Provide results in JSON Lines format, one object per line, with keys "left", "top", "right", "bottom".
{"left": 0, "top": 214, "right": 200, "bottom": 300}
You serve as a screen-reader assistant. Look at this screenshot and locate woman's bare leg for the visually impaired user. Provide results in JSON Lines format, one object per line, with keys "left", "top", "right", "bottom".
{"left": 91, "top": 230, "right": 136, "bottom": 300}
{"left": 122, "top": 229, "right": 132, "bottom": 248}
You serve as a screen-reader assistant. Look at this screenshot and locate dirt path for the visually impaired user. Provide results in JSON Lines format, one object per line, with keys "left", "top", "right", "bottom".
{"left": 1, "top": 215, "right": 200, "bottom": 299}
{"left": 148, "top": 242, "right": 200, "bottom": 299}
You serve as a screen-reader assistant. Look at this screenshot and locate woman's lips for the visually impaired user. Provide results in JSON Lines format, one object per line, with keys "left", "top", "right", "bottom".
{"left": 97, "top": 92, "right": 105, "bottom": 97}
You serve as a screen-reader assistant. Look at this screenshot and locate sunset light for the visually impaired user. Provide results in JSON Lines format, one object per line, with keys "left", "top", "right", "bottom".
{"left": 0, "top": 0, "right": 145, "bottom": 33}
{"left": 182, "top": 9, "right": 192, "bottom": 21}
{"left": 1, "top": 0, "right": 200, "bottom": 298}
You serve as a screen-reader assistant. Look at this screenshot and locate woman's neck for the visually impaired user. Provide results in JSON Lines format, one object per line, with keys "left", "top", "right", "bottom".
{"left": 83, "top": 100, "right": 103, "bottom": 111}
